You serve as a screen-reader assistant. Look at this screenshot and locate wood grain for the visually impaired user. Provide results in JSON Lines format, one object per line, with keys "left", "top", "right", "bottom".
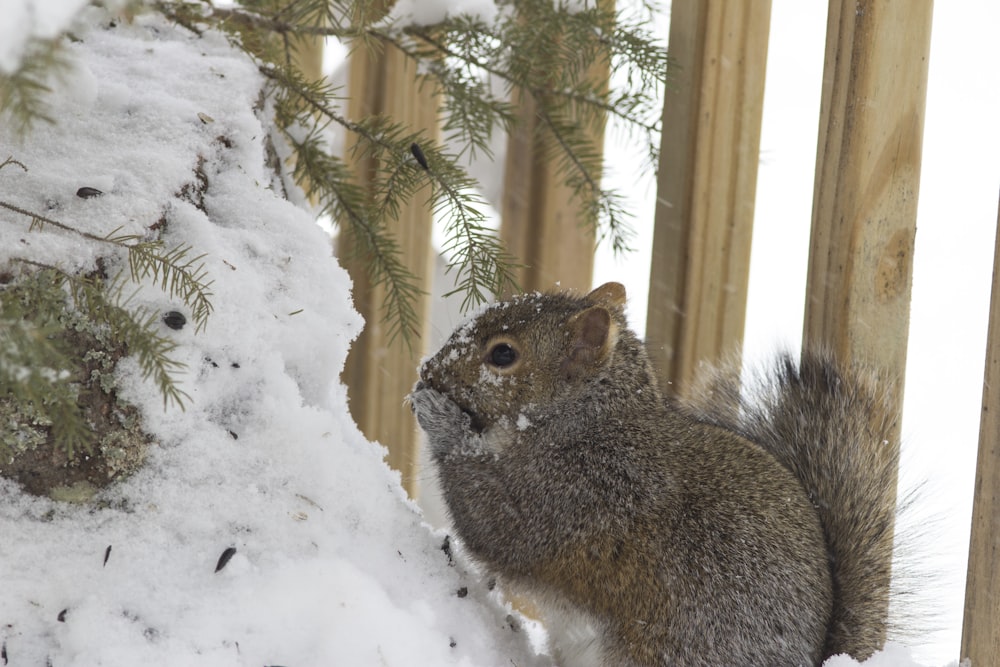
{"left": 645, "top": 0, "right": 772, "bottom": 396}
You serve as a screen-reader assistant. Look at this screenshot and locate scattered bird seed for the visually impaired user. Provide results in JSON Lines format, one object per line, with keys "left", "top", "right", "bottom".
{"left": 295, "top": 494, "right": 324, "bottom": 511}
{"left": 163, "top": 311, "right": 186, "bottom": 330}
{"left": 76, "top": 187, "right": 103, "bottom": 199}
{"left": 215, "top": 546, "right": 237, "bottom": 573}
{"left": 103, "top": 545, "right": 112, "bottom": 567}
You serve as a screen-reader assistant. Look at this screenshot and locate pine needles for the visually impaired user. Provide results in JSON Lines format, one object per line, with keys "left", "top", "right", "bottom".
{"left": 1, "top": 157, "right": 209, "bottom": 460}
{"left": 107, "top": 232, "right": 214, "bottom": 334}
{"left": 3, "top": 1, "right": 666, "bottom": 344}
{"left": 174, "top": 0, "right": 666, "bottom": 341}
{"left": 0, "top": 37, "right": 67, "bottom": 134}
{"left": 2, "top": 0, "right": 666, "bottom": 346}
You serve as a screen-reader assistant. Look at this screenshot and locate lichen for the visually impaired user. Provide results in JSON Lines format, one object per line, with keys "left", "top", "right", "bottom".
{"left": 1, "top": 275, "right": 152, "bottom": 499}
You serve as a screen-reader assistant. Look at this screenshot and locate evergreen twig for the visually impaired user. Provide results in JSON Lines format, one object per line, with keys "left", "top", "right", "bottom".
{"left": 6, "top": 0, "right": 667, "bottom": 346}
{"left": 1, "top": 168, "right": 209, "bottom": 427}
{"left": 0, "top": 197, "right": 216, "bottom": 335}
{"left": 200, "top": 0, "right": 665, "bottom": 268}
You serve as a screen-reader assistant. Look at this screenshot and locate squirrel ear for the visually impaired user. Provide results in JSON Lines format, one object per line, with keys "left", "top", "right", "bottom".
{"left": 562, "top": 306, "right": 618, "bottom": 380}
{"left": 587, "top": 282, "right": 626, "bottom": 309}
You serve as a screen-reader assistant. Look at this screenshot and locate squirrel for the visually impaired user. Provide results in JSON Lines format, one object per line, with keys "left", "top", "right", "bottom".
{"left": 409, "top": 282, "right": 899, "bottom": 667}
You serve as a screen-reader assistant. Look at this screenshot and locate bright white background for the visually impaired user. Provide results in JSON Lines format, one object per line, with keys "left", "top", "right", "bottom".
{"left": 594, "top": 2, "right": 1000, "bottom": 665}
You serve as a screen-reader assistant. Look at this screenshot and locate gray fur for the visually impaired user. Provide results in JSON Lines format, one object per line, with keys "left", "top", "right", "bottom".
{"left": 410, "top": 285, "right": 897, "bottom": 666}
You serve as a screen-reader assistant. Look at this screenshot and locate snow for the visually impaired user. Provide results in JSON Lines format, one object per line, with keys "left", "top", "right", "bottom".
{"left": 383, "top": 0, "right": 499, "bottom": 27}
{"left": 827, "top": 645, "right": 964, "bottom": 667}
{"left": 0, "top": 4, "right": 973, "bottom": 667}
{"left": 0, "top": 10, "right": 541, "bottom": 667}
{"left": 0, "top": 0, "right": 94, "bottom": 73}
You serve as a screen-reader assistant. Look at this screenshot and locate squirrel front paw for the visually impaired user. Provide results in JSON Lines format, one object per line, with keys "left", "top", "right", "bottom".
{"left": 409, "top": 385, "right": 475, "bottom": 457}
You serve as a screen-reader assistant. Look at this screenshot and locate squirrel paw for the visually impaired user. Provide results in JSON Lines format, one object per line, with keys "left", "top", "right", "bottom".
{"left": 409, "top": 385, "right": 475, "bottom": 457}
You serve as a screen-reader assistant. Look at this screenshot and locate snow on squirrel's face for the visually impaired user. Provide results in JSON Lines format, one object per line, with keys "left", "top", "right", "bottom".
{"left": 416, "top": 284, "right": 628, "bottom": 433}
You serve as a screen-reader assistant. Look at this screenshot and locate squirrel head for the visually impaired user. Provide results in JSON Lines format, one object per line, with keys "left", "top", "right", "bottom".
{"left": 417, "top": 282, "right": 629, "bottom": 432}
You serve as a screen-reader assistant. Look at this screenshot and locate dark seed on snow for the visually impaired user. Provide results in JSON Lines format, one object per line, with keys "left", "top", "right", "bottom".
{"left": 104, "top": 545, "right": 112, "bottom": 567}
{"left": 57, "top": 609, "right": 68, "bottom": 622}
{"left": 163, "top": 311, "right": 186, "bottom": 330}
{"left": 441, "top": 535, "right": 453, "bottom": 565}
{"left": 215, "top": 546, "right": 237, "bottom": 572}
{"left": 76, "top": 187, "right": 103, "bottom": 199}
{"left": 456, "top": 586, "right": 468, "bottom": 598}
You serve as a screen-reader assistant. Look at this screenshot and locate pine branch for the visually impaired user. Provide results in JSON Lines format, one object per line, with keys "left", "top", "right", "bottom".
{"left": 1, "top": 162, "right": 209, "bottom": 422}
{"left": 415, "top": 145, "right": 520, "bottom": 309}
{"left": 105, "top": 232, "right": 215, "bottom": 334}
{"left": 281, "top": 125, "right": 425, "bottom": 345}
{"left": 161, "top": 0, "right": 665, "bottom": 326}
{"left": 1, "top": 271, "right": 94, "bottom": 457}
{"left": 9, "top": 262, "right": 192, "bottom": 411}
{"left": 0, "top": 316, "right": 90, "bottom": 455}
{"left": 1, "top": 190, "right": 216, "bottom": 336}
{"left": 0, "top": 37, "right": 68, "bottom": 135}
{"left": 204, "top": 2, "right": 662, "bottom": 166}
{"left": 68, "top": 274, "right": 191, "bottom": 410}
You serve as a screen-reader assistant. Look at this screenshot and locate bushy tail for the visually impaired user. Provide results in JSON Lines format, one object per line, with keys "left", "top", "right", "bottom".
{"left": 683, "top": 350, "right": 900, "bottom": 662}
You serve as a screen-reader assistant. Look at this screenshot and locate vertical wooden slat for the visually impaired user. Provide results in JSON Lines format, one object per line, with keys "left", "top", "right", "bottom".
{"left": 802, "top": 0, "right": 932, "bottom": 379}
{"left": 290, "top": 32, "right": 323, "bottom": 83}
{"left": 501, "top": 91, "right": 597, "bottom": 294}
{"left": 339, "top": 43, "right": 437, "bottom": 497}
{"left": 961, "top": 193, "right": 1000, "bottom": 667}
{"left": 288, "top": 28, "right": 324, "bottom": 204}
{"left": 499, "top": 0, "right": 615, "bottom": 295}
{"left": 644, "top": 0, "right": 772, "bottom": 396}
{"left": 802, "top": 1, "right": 931, "bottom": 648}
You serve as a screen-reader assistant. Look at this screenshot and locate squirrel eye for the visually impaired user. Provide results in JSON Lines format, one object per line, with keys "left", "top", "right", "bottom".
{"left": 488, "top": 343, "right": 518, "bottom": 368}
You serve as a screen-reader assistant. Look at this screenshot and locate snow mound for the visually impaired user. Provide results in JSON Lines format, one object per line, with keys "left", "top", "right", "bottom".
{"left": 0, "top": 10, "right": 542, "bottom": 666}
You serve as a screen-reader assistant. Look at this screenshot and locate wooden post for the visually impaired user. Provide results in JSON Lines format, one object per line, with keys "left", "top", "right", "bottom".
{"left": 290, "top": 32, "right": 323, "bottom": 83}
{"left": 802, "top": 0, "right": 931, "bottom": 650}
{"left": 501, "top": 92, "right": 598, "bottom": 294}
{"left": 644, "top": 0, "right": 771, "bottom": 396}
{"left": 288, "top": 28, "right": 324, "bottom": 205}
{"left": 339, "top": 42, "right": 437, "bottom": 497}
{"left": 961, "top": 193, "right": 1000, "bottom": 667}
{"left": 802, "top": 0, "right": 932, "bottom": 379}
{"left": 499, "top": 0, "right": 615, "bottom": 295}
